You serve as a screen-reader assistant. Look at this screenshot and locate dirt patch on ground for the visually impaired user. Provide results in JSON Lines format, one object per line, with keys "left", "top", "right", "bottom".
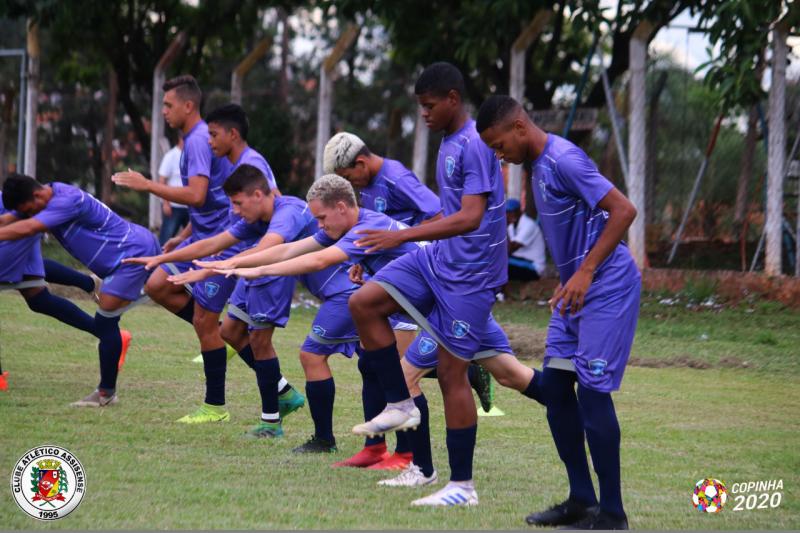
{"left": 500, "top": 323, "right": 547, "bottom": 361}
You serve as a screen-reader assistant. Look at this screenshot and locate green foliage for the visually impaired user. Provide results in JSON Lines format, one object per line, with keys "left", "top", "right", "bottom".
{"left": 682, "top": 276, "right": 718, "bottom": 303}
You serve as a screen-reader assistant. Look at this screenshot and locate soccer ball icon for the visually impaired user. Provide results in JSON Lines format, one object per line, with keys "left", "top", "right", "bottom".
{"left": 692, "top": 478, "right": 728, "bottom": 513}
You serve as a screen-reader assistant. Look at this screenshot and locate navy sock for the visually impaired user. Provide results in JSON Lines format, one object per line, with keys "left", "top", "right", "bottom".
{"left": 253, "top": 358, "right": 280, "bottom": 418}
{"left": 95, "top": 313, "right": 122, "bottom": 392}
{"left": 43, "top": 259, "right": 94, "bottom": 293}
{"left": 578, "top": 385, "right": 625, "bottom": 519}
{"left": 175, "top": 299, "right": 195, "bottom": 325}
{"left": 364, "top": 343, "right": 409, "bottom": 403}
{"left": 202, "top": 347, "right": 227, "bottom": 406}
{"left": 26, "top": 289, "right": 97, "bottom": 336}
{"left": 422, "top": 368, "right": 437, "bottom": 379}
{"left": 306, "top": 377, "right": 336, "bottom": 442}
{"left": 410, "top": 394, "right": 434, "bottom": 477}
{"left": 522, "top": 368, "right": 545, "bottom": 405}
{"left": 357, "top": 352, "right": 386, "bottom": 446}
{"left": 541, "top": 368, "right": 597, "bottom": 506}
{"left": 446, "top": 425, "right": 477, "bottom": 482}
{"left": 237, "top": 345, "right": 255, "bottom": 369}
{"left": 394, "top": 428, "right": 412, "bottom": 454}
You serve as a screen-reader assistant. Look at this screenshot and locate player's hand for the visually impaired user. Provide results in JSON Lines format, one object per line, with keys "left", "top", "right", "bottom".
{"left": 348, "top": 263, "right": 365, "bottom": 285}
{"left": 167, "top": 269, "right": 211, "bottom": 285}
{"left": 112, "top": 169, "right": 151, "bottom": 192}
{"left": 122, "top": 255, "right": 162, "bottom": 271}
{"left": 193, "top": 257, "right": 237, "bottom": 270}
{"left": 354, "top": 229, "right": 405, "bottom": 253}
{"left": 213, "top": 267, "right": 263, "bottom": 279}
{"left": 162, "top": 202, "right": 172, "bottom": 217}
{"left": 548, "top": 266, "right": 593, "bottom": 316}
{"left": 162, "top": 236, "right": 184, "bottom": 253}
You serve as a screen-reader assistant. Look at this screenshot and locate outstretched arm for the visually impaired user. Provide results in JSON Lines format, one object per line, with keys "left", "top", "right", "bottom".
{"left": 0, "top": 218, "right": 47, "bottom": 241}
{"left": 217, "top": 246, "right": 348, "bottom": 279}
{"left": 354, "top": 194, "right": 487, "bottom": 253}
{"left": 113, "top": 170, "right": 209, "bottom": 207}
{"left": 195, "top": 235, "right": 324, "bottom": 270}
{"left": 124, "top": 230, "right": 240, "bottom": 270}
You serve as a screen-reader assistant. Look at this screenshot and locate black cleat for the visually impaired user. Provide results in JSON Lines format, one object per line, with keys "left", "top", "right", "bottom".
{"left": 292, "top": 436, "right": 337, "bottom": 454}
{"left": 525, "top": 499, "right": 595, "bottom": 527}
{"left": 560, "top": 507, "right": 628, "bottom": 530}
{"left": 469, "top": 364, "right": 494, "bottom": 413}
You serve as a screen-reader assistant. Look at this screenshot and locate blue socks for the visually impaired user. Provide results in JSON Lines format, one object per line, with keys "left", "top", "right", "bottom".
{"left": 25, "top": 289, "right": 97, "bottom": 336}
{"left": 357, "top": 352, "right": 386, "bottom": 446}
{"left": 446, "top": 425, "right": 477, "bottom": 482}
{"left": 578, "top": 384, "right": 625, "bottom": 519}
{"left": 43, "top": 259, "right": 94, "bottom": 293}
{"left": 522, "top": 368, "right": 545, "bottom": 405}
{"left": 253, "top": 358, "right": 280, "bottom": 419}
{"left": 202, "top": 347, "right": 227, "bottom": 406}
{"left": 541, "top": 368, "right": 598, "bottom": 507}
{"left": 410, "top": 394, "right": 434, "bottom": 477}
{"left": 364, "top": 343, "right": 410, "bottom": 403}
{"left": 306, "top": 377, "right": 336, "bottom": 442}
{"left": 95, "top": 313, "right": 122, "bottom": 393}
{"left": 175, "top": 299, "right": 195, "bottom": 325}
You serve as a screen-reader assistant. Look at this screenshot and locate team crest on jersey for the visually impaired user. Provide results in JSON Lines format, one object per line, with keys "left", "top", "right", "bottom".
{"left": 452, "top": 320, "right": 470, "bottom": 339}
{"left": 418, "top": 337, "right": 438, "bottom": 355}
{"left": 374, "top": 197, "right": 387, "bottom": 212}
{"left": 205, "top": 282, "right": 220, "bottom": 298}
{"left": 588, "top": 359, "right": 607, "bottom": 376}
{"left": 11, "top": 446, "right": 86, "bottom": 520}
{"left": 312, "top": 325, "right": 326, "bottom": 337}
{"left": 445, "top": 156, "right": 456, "bottom": 177}
{"left": 538, "top": 179, "right": 549, "bottom": 202}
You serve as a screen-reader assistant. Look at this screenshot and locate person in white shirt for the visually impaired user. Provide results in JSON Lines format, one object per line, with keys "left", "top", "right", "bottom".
{"left": 157, "top": 137, "right": 189, "bottom": 244}
{"left": 506, "top": 198, "right": 546, "bottom": 281}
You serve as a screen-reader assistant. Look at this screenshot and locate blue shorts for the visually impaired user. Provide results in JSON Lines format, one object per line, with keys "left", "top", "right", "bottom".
{"left": 161, "top": 237, "right": 238, "bottom": 313}
{"left": 544, "top": 276, "right": 641, "bottom": 392}
{"left": 372, "top": 246, "right": 497, "bottom": 362}
{"left": 0, "top": 235, "right": 44, "bottom": 283}
{"left": 227, "top": 277, "right": 295, "bottom": 330}
{"left": 300, "top": 290, "right": 359, "bottom": 357}
{"left": 405, "top": 314, "right": 514, "bottom": 369}
{"left": 102, "top": 234, "right": 160, "bottom": 302}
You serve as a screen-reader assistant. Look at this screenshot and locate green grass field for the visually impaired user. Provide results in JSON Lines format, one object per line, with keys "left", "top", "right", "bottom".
{"left": 1, "top": 289, "right": 799, "bottom": 529}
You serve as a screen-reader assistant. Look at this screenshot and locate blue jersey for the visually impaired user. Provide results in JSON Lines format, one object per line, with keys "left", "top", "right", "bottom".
{"left": 313, "top": 208, "right": 424, "bottom": 276}
{"left": 181, "top": 120, "right": 232, "bottom": 240}
{"left": 431, "top": 119, "right": 507, "bottom": 292}
{"left": 359, "top": 159, "right": 441, "bottom": 226}
{"left": 0, "top": 192, "right": 43, "bottom": 282}
{"left": 232, "top": 147, "right": 278, "bottom": 191}
{"left": 32, "top": 183, "right": 156, "bottom": 278}
{"left": 227, "top": 195, "right": 355, "bottom": 299}
{"left": 530, "top": 134, "right": 638, "bottom": 293}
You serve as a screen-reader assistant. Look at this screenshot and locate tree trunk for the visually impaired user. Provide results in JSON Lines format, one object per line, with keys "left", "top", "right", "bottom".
{"left": 646, "top": 70, "right": 668, "bottom": 224}
{"left": 734, "top": 106, "right": 759, "bottom": 233}
{"left": 765, "top": 23, "right": 787, "bottom": 275}
{"left": 101, "top": 68, "right": 118, "bottom": 204}
{"left": 0, "top": 87, "right": 14, "bottom": 180}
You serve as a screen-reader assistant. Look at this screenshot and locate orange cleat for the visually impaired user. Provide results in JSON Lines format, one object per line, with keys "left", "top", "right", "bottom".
{"left": 331, "top": 442, "right": 389, "bottom": 468}
{"left": 118, "top": 330, "right": 132, "bottom": 370}
{"left": 0, "top": 371, "right": 8, "bottom": 391}
{"left": 366, "top": 451, "right": 413, "bottom": 471}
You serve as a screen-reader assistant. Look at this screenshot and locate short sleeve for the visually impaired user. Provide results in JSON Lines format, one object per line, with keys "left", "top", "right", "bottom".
{"left": 266, "top": 205, "right": 304, "bottom": 243}
{"left": 391, "top": 174, "right": 442, "bottom": 221}
{"left": 313, "top": 228, "right": 336, "bottom": 248}
{"left": 461, "top": 140, "right": 495, "bottom": 196}
{"left": 34, "top": 186, "right": 79, "bottom": 228}
{"left": 553, "top": 149, "right": 614, "bottom": 209}
{"left": 183, "top": 135, "right": 212, "bottom": 180}
{"left": 227, "top": 218, "right": 261, "bottom": 242}
{"left": 333, "top": 229, "right": 364, "bottom": 262}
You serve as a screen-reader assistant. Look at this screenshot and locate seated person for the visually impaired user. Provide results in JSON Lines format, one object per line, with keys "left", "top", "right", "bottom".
{"left": 506, "top": 198, "right": 545, "bottom": 281}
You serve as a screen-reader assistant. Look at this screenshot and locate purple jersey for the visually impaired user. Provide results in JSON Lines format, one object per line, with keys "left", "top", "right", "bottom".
{"left": 233, "top": 147, "right": 278, "bottom": 191}
{"left": 33, "top": 183, "right": 157, "bottom": 278}
{"left": 359, "top": 159, "right": 441, "bottom": 226}
{"left": 0, "top": 192, "right": 44, "bottom": 282}
{"left": 228, "top": 195, "right": 354, "bottom": 299}
{"left": 313, "top": 208, "right": 422, "bottom": 276}
{"left": 181, "top": 120, "right": 232, "bottom": 240}
{"left": 530, "top": 134, "right": 638, "bottom": 292}
{"left": 432, "top": 119, "right": 507, "bottom": 291}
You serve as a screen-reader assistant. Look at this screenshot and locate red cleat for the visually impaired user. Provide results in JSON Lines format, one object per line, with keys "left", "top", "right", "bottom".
{"left": 366, "top": 451, "right": 413, "bottom": 470}
{"left": 118, "top": 330, "right": 132, "bottom": 370}
{"left": 332, "top": 443, "right": 389, "bottom": 468}
{"left": 0, "top": 371, "right": 8, "bottom": 391}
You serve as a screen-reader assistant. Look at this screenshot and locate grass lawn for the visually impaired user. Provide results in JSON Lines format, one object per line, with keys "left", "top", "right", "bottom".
{"left": 0, "top": 288, "right": 798, "bottom": 529}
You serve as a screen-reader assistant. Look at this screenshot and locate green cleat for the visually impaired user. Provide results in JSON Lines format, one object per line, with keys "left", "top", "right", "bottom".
{"left": 176, "top": 403, "right": 230, "bottom": 424}
{"left": 226, "top": 344, "right": 237, "bottom": 361}
{"left": 246, "top": 421, "right": 284, "bottom": 439}
{"left": 278, "top": 388, "right": 306, "bottom": 418}
{"left": 470, "top": 364, "right": 494, "bottom": 413}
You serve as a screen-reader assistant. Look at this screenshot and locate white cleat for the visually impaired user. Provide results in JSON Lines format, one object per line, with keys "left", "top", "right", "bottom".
{"left": 411, "top": 482, "right": 479, "bottom": 507}
{"left": 352, "top": 404, "right": 421, "bottom": 437}
{"left": 378, "top": 464, "right": 438, "bottom": 487}
{"left": 70, "top": 389, "right": 118, "bottom": 407}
